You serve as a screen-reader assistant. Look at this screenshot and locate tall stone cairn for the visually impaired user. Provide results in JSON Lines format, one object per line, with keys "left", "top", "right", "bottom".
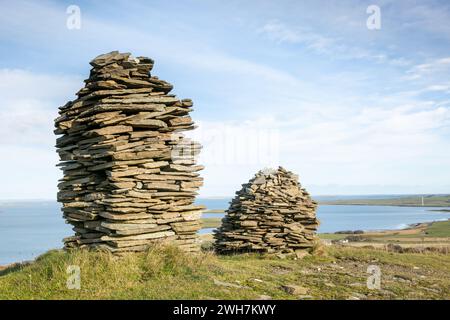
{"left": 54, "top": 51, "right": 204, "bottom": 254}
{"left": 214, "top": 167, "right": 319, "bottom": 256}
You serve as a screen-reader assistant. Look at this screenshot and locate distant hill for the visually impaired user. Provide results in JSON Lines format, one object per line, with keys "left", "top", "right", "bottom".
{"left": 319, "top": 194, "right": 450, "bottom": 207}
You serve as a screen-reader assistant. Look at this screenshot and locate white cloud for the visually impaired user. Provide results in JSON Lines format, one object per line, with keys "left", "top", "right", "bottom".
{"left": 2, "top": 145, "right": 60, "bottom": 200}
{"left": 405, "top": 57, "right": 450, "bottom": 81}
{"left": 259, "top": 20, "right": 304, "bottom": 43}
{"left": 194, "top": 100, "right": 450, "bottom": 196}
{"left": 400, "top": 3, "right": 450, "bottom": 40}
{"left": 258, "top": 19, "right": 402, "bottom": 65}
{"left": 425, "top": 84, "right": 450, "bottom": 93}
{"left": 0, "top": 69, "right": 82, "bottom": 199}
{"left": 0, "top": 69, "right": 82, "bottom": 145}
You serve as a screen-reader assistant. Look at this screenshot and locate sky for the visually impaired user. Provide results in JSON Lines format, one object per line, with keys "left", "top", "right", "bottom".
{"left": 0, "top": 0, "right": 449, "bottom": 199}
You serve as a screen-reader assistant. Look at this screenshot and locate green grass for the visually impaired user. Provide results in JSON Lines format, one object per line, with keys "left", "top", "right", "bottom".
{"left": 424, "top": 220, "right": 450, "bottom": 237}
{"left": 368, "top": 220, "right": 450, "bottom": 240}
{"left": 203, "top": 210, "right": 225, "bottom": 213}
{"left": 317, "top": 233, "right": 349, "bottom": 240}
{"left": 1, "top": 245, "right": 449, "bottom": 300}
{"left": 201, "top": 218, "right": 222, "bottom": 228}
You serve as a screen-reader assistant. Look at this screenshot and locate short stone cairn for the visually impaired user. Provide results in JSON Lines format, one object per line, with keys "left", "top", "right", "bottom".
{"left": 214, "top": 167, "right": 319, "bottom": 256}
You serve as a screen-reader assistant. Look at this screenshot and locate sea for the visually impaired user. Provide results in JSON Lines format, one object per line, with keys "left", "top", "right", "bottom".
{"left": 1, "top": 197, "right": 449, "bottom": 265}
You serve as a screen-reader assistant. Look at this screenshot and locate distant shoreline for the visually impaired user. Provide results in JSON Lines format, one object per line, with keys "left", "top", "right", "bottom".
{"left": 332, "top": 221, "right": 434, "bottom": 235}
{"left": 319, "top": 203, "right": 450, "bottom": 208}
{"left": 318, "top": 194, "right": 450, "bottom": 208}
{"left": 205, "top": 204, "right": 450, "bottom": 211}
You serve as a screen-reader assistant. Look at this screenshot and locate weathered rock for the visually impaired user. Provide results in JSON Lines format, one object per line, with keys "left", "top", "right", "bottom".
{"left": 281, "top": 284, "right": 309, "bottom": 295}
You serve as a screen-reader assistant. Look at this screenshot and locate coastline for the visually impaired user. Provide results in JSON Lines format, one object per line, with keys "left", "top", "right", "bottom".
{"left": 2, "top": 201, "right": 450, "bottom": 267}
{"left": 319, "top": 203, "right": 450, "bottom": 208}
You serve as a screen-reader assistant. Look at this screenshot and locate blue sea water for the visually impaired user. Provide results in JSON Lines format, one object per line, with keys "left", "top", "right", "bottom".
{"left": 0, "top": 198, "right": 449, "bottom": 265}
{"left": 199, "top": 199, "right": 450, "bottom": 232}
{"left": 0, "top": 201, "right": 71, "bottom": 265}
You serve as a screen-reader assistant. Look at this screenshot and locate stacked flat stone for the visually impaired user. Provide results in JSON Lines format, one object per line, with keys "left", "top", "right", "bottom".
{"left": 54, "top": 51, "right": 203, "bottom": 253}
{"left": 214, "top": 167, "right": 319, "bottom": 255}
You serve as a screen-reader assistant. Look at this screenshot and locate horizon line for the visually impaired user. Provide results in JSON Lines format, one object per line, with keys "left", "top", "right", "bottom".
{"left": 0, "top": 193, "right": 449, "bottom": 202}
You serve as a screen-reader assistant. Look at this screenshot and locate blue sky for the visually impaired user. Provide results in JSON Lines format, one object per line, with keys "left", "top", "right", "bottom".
{"left": 1, "top": 0, "right": 450, "bottom": 199}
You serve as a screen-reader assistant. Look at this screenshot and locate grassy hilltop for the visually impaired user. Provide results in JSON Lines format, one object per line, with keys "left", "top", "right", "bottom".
{"left": 0, "top": 243, "right": 449, "bottom": 300}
